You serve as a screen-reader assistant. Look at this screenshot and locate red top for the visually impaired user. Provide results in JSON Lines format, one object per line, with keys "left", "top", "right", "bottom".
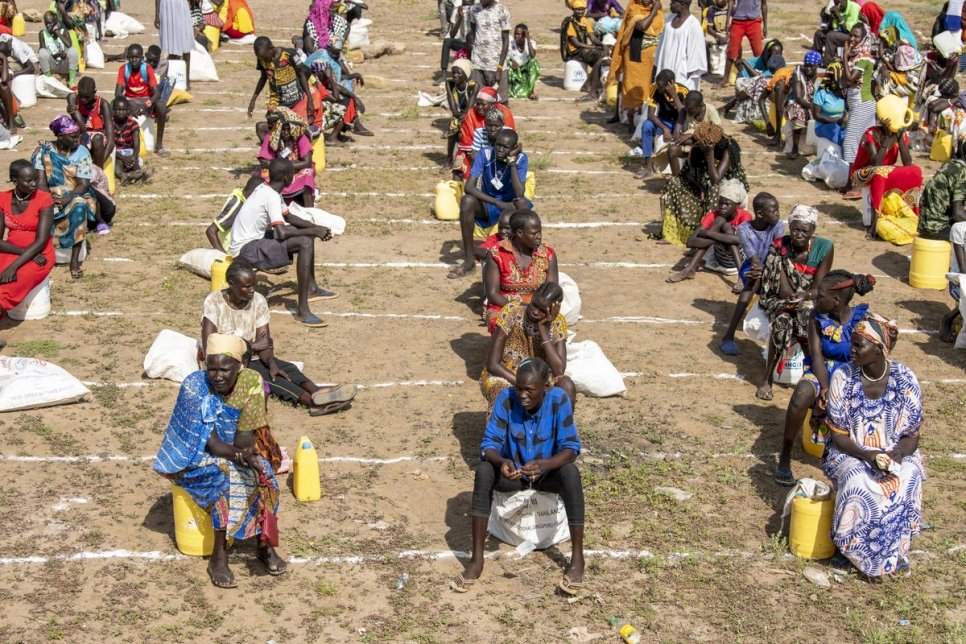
{"left": 851, "top": 126, "right": 907, "bottom": 173}
{"left": 485, "top": 238, "right": 556, "bottom": 331}
{"left": 117, "top": 64, "right": 158, "bottom": 99}
{"left": 78, "top": 95, "right": 105, "bottom": 132}
{"left": 479, "top": 232, "right": 503, "bottom": 252}
{"left": 0, "top": 189, "right": 56, "bottom": 311}
{"left": 700, "top": 208, "right": 753, "bottom": 229}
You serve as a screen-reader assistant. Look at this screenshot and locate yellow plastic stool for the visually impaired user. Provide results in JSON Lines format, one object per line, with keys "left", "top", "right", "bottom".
{"left": 789, "top": 495, "right": 835, "bottom": 559}
{"left": 909, "top": 237, "right": 952, "bottom": 289}
{"left": 171, "top": 484, "right": 214, "bottom": 556}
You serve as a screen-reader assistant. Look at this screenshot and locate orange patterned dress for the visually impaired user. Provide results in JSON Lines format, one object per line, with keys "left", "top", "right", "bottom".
{"left": 485, "top": 238, "right": 556, "bottom": 332}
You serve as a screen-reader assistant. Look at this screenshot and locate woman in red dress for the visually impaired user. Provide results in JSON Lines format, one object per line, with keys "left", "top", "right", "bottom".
{"left": 0, "top": 159, "right": 55, "bottom": 317}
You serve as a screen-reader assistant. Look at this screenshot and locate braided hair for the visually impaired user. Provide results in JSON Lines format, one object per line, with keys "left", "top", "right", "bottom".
{"left": 823, "top": 270, "right": 876, "bottom": 303}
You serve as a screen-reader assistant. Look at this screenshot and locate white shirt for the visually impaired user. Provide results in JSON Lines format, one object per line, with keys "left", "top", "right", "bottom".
{"left": 228, "top": 183, "right": 287, "bottom": 257}
{"left": 508, "top": 38, "right": 536, "bottom": 66}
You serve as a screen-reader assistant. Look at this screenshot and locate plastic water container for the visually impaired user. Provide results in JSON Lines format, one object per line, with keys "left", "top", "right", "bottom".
{"left": 210, "top": 255, "right": 231, "bottom": 292}
{"left": 563, "top": 59, "right": 588, "bottom": 91}
{"left": 54, "top": 242, "right": 87, "bottom": 265}
{"left": 103, "top": 152, "right": 116, "bottom": 195}
{"left": 801, "top": 409, "right": 826, "bottom": 459}
{"left": 7, "top": 276, "right": 51, "bottom": 321}
{"left": 909, "top": 237, "right": 952, "bottom": 289}
{"left": 171, "top": 483, "right": 215, "bottom": 556}
{"left": 204, "top": 24, "right": 221, "bottom": 52}
{"left": 605, "top": 82, "right": 618, "bottom": 106}
{"left": 768, "top": 342, "right": 804, "bottom": 386}
{"left": 167, "top": 58, "right": 188, "bottom": 91}
{"left": 789, "top": 495, "right": 835, "bottom": 559}
{"left": 293, "top": 435, "right": 321, "bottom": 501}
{"left": 137, "top": 115, "right": 155, "bottom": 152}
{"left": 12, "top": 13, "right": 25, "bottom": 37}
{"left": 312, "top": 134, "right": 326, "bottom": 172}
{"left": 524, "top": 170, "right": 536, "bottom": 201}
{"left": 11, "top": 74, "right": 37, "bottom": 108}
{"left": 434, "top": 180, "right": 461, "bottom": 220}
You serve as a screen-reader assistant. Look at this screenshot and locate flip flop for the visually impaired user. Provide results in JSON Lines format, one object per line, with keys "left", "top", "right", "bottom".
{"left": 309, "top": 399, "right": 353, "bottom": 417}
{"left": 257, "top": 552, "right": 289, "bottom": 576}
{"left": 447, "top": 264, "right": 474, "bottom": 279}
{"left": 311, "top": 384, "right": 358, "bottom": 407}
{"left": 207, "top": 567, "right": 237, "bottom": 589}
{"left": 774, "top": 467, "right": 795, "bottom": 487}
{"left": 720, "top": 340, "right": 741, "bottom": 356}
{"left": 557, "top": 574, "right": 583, "bottom": 596}
{"left": 308, "top": 289, "right": 339, "bottom": 302}
{"left": 296, "top": 314, "right": 328, "bottom": 328}
{"left": 70, "top": 268, "right": 84, "bottom": 279}
{"left": 450, "top": 572, "right": 476, "bottom": 593}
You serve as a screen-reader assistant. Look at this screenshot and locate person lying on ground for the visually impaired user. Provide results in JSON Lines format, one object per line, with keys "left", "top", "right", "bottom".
{"left": 227, "top": 158, "right": 336, "bottom": 328}
{"left": 562, "top": 0, "right": 606, "bottom": 102}
{"left": 68, "top": 77, "right": 114, "bottom": 169}
{"left": 256, "top": 107, "right": 317, "bottom": 207}
{"left": 206, "top": 176, "right": 263, "bottom": 253}
{"left": 666, "top": 178, "right": 751, "bottom": 283}
{"left": 449, "top": 128, "right": 529, "bottom": 279}
{"left": 111, "top": 97, "right": 154, "bottom": 185}
{"left": 455, "top": 86, "right": 514, "bottom": 178}
{"left": 38, "top": 10, "right": 78, "bottom": 87}
{"left": 719, "top": 191, "right": 784, "bottom": 355}
{"left": 453, "top": 357, "right": 585, "bottom": 595}
{"left": 507, "top": 23, "right": 539, "bottom": 100}
{"left": 774, "top": 271, "right": 876, "bottom": 486}
{"left": 636, "top": 69, "right": 687, "bottom": 180}
{"left": 115, "top": 43, "right": 170, "bottom": 156}
{"left": 249, "top": 36, "right": 316, "bottom": 131}
{"left": 200, "top": 259, "right": 358, "bottom": 416}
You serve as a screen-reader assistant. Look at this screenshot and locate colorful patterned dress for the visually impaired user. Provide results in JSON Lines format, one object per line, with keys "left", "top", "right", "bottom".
{"left": 485, "top": 239, "right": 556, "bottom": 331}
{"left": 824, "top": 362, "right": 925, "bottom": 578}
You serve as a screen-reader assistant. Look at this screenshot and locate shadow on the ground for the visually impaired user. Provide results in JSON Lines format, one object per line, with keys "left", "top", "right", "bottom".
{"left": 871, "top": 248, "right": 910, "bottom": 282}
{"left": 733, "top": 402, "right": 790, "bottom": 539}
{"left": 450, "top": 332, "right": 488, "bottom": 379}
{"left": 895, "top": 297, "right": 959, "bottom": 362}
{"left": 143, "top": 494, "right": 176, "bottom": 550}
{"left": 452, "top": 410, "right": 486, "bottom": 466}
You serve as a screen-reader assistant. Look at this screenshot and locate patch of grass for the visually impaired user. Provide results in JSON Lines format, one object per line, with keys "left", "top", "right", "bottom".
{"left": 203, "top": 98, "right": 221, "bottom": 106}
{"left": 391, "top": 106, "right": 421, "bottom": 121}
{"left": 14, "top": 340, "right": 62, "bottom": 359}
{"left": 313, "top": 579, "right": 338, "bottom": 597}
{"left": 529, "top": 151, "right": 552, "bottom": 170}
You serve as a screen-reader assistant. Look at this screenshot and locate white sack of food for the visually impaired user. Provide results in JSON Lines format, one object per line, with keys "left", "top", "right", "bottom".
{"left": 566, "top": 340, "right": 626, "bottom": 397}
{"left": 0, "top": 356, "right": 91, "bottom": 412}
{"left": 143, "top": 330, "right": 199, "bottom": 383}
{"left": 487, "top": 489, "right": 570, "bottom": 549}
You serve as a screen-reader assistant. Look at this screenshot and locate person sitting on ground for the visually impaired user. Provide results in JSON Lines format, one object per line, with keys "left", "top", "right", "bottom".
{"left": 660, "top": 121, "right": 748, "bottom": 246}
{"left": 637, "top": 69, "right": 687, "bottom": 179}
{"left": 111, "top": 97, "right": 153, "bottom": 185}
{"left": 507, "top": 23, "right": 539, "bottom": 100}
{"left": 774, "top": 271, "right": 876, "bottom": 486}
{"left": 249, "top": 37, "right": 316, "bottom": 132}
{"left": 449, "top": 129, "right": 530, "bottom": 279}
{"left": 781, "top": 51, "right": 820, "bottom": 158}
{"left": 153, "top": 333, "right": 287, "bottom": 589}
{"left": 813, "top": 0, "right": 861, "bottom": 66}
{"left": 470, "top": 107, "right": 512, "bottom": 160}
{"left": 483, "top": 209, "right": 558, "bottom": 329}
{"left": 477, "top": 208, "right": 513, "bottom": 261}
{"left": 653, "top": 0, "right": 707, "bottom": 92}
{"left": 38, "top": 10, "right": 78, "bottom": 87}
{"left": 206, "top": 176, "right": 263, "bottom": 253}
{"left": 215, "top": 0, "right": 256, "bottom": 40}
{"left": 562, "top": 0, "right": 607, "bottom": 102}
{"left": 68, "top": 77, "right": 114, "bottom": 169}
{"left": 703, "top": 0, "right": 729, "bottom": 78}
{"left": 756, "top": 204, "right": 834, "bottom": 400}
{"left": 811, "top": 61, "right": 847, "bottom": 150}
{"left": 453, "top": 357, "right": 585, "bottom": 595}
{"left": 720, "top": 38, "right": 782, "bottom": 124}
{"left": 824, "top": 316, "right": 924, "bottom": 581}
{"left": 876, "top": 44, "right": 922, "bottom": 103}
{"left": 922, "top": 79, "right": 965, "bottom": 156}
{"left": 115, "top": 43, "right": 170, "bottom": 156}
{"left": 666, "top": 179, "right": 751, "bottom": 283}
{"left": 588, "top": 0, "right": 624, "bottom": 20}
{"left": 849, "top": 115, "right": 921, "bottom": 241}
{"left": 310, "top": 38, "right": 372, "bottom": 138}
{"left": 227, "top": 158, "right": 337, "bottom": 328}
{"left": 719, "top": 192, "right": 785, "bottom": 355}
{"left": 144, "top": 45, "right": 177, "bottom": 107}
{"left": 305, "top": 58, "right": 365, "bottom": 146}
{"left": 256, "top": 107, "right": 317, "bottom": 207}
{"left": 455, "top": 86, "right": 515, "bottom": 178}
{"left": 0, "top": 33, "right": 39, "bottom": 133}
{"left": 0, "top": 160, "right": 55, "bottom": 320}
{"left": 201, "top": 260, "right": 359, "bottom": 416}
{"left": 666, "top": 91, "right": 722, "bottom": 176}
{"left": 444, "top": 58, "right": 479, "bottom": 171}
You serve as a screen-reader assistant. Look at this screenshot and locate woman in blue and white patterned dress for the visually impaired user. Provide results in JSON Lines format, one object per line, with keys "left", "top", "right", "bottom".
{"left": 824, "top": 313, "right": 925, "bottom": 580}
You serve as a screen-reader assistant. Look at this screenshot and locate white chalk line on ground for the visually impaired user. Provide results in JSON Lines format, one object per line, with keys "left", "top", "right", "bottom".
{"left": 150, "top": 219, "right": 650, "bottom": 230}
{"left": 121, "top": 190, "right": 637, "bottom": 200}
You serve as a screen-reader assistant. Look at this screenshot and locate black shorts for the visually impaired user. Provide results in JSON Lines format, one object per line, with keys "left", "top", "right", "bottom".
{"left": 238, "top": 237, "right": 292, "bottom": 271}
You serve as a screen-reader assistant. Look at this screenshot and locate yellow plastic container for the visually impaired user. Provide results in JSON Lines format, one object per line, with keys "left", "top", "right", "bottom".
{"left": 171, "top": 484, "right": 215, "bottom": 556}
{"left": 605, "top": 82, "right": 618, "bottom": 106}
{"left": 909, "top": 237, "right": 952, "bottom": 289}
{"left": 293, "top": 435, "right": 322, "bottom": 501}
{"left": 789, "top": 495, "right": 835, "bottom": 559}
{"left": 210, "top": 255, "right": 232, "bottom": 292}
{"left": 524, "top": 170, "right": 536, "bottom": 201}
{"left": 434, "top": 180, "right": 462, "bottom": 221}
{"left": 103, "top": 154, "right": 116, "bottom": 195}
{"left": 312, "top": 134, "right": 326, "bottom": 173}
{"left": 12, "top": 13, "right": 26, "bottom": 37}
{"left": 802, "top": 408, "right": 827, "bottom": 459}
{"left": 204, "top": 24, "right": 221, "bottom": 52}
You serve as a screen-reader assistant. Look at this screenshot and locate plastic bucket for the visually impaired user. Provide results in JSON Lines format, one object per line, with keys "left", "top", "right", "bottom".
{"left": 6, "top": 276, "right": 51, "bottom": 321}
{"left": 789, "top": 495, "right": 835, "bottom": 559}
{"left": 171, "top": 483, "right": 214, "bottom": 556}
{"left": 909, "top": 237, "right": 952, "bottom": 289}
{"left": 563, "top": 59, "right": 588, "bottom": 92}
{"left": 801, "top": 409, "right": 826, "bottom": 459}
{"left": 11, "top": 74, "right": 37, "bottom": 108}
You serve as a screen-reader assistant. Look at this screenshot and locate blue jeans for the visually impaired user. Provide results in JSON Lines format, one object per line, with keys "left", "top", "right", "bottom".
{"left": 640, "top": 118, "right": 676, "bottom": 158}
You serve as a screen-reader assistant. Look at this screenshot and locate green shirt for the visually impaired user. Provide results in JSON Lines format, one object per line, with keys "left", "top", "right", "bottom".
{"left": 918, "top": 159, "right": 966, "bottom": 239}
{"left": 833, "top": 1, "right": 861, "bottom": 31}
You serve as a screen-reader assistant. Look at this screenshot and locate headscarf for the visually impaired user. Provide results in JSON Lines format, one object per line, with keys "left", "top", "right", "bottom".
{"left": 854, "top": 313, "right": 899, "bottom": 356}
{"left": 571, "top": 0, "right": 588, "bottom": 9}
{"left": 693, "top": 121, "right": 723, "bottom": 147}
{"left": 893, "top": 45, "right": 920, "bottom": 72}
{"left": 477, "top": 86, "right": 499, "bottom": 103}
{"left": 206, "top": 333, "right": 247, "bottom": 362}
{"left": 451, "top": 58, "right": 474, "bottom": 79}
{"left": 484, "top": 107, "right": 506, "bottom": 125}
{"left": 804, "top": 50, "right": 822, "bottom": 66}
{"left": 718, "top": 178, "right": 747, "bottom": 205}
{"left": 859, "top": 2, "right": 885, "bottom": 33}
{"left": 266, "top": 106, "right": 309, "bottom": 153}
{"left": 307, "top": 0, "right": 334, "bottom": 50}
{"left": 49, "top": 115, "right": 80, "bottom": 136}
{"left": 788, "top": 204, "right": 819, "bottom": 227}
{"left": 847, "top": 31, "right": 875, "bottom": 62}
{"left": 822, "top": 61, "right": 843, "bottom": 89}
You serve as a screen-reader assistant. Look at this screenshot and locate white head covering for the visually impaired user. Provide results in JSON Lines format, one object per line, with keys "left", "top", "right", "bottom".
{"left": 789, "top": 204, "right": 819, "bottom": 227}
{"left": 718, "top": 179, "right": 748, "bottom": 207}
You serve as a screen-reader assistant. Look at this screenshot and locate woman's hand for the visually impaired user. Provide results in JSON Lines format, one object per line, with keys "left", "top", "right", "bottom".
{"left": 815, "top": 388, "right": 828, "bottom": 415}
{"left": 520, "top": 459, "right": 548, "bottom": 481}
{"left": 0, "top": 267, "right": 17, "bottom": 284}
{"left": 501, "top": 459, "right": 522, "bottom": 480}
{"left": 240, "top": 450, "right": 266, "bottom": 475}
{"left": 247, "top": 97, "right": 257, "bottom": 118}
{"left": 154, "top": 16, "right": 160, "bottom": 29}
{"left": 32, "top": 254, "right": 48, "bottom": 267}
{"left": 540, "top": 302, "right": 561, "bottom": 332}
{"left": 886, "top": 447, "right": 904, "bottom": 465}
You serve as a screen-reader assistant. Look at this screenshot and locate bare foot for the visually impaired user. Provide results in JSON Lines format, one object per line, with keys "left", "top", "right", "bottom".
{"left": 528, "top": 93, "right": 538, "bottom": 101}
{"left": 666, "top": 269, "right": 696, "bottom": 283}
{"left": 755, "top": 384, "right": 774, "bottom": 400}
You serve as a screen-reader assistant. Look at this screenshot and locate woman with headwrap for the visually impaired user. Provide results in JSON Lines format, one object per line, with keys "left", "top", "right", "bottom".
{"left": 606, "top": 0, "right": 663, "bottom": 114}
{"left": 877, "top": 44, "right": 923, "bottom": 101}
{"left": 255, "top": 107, "right": 317, "bottom": 207}
{"left": 31, "top": 115, "right": 100, "bottom": 278}
{"left": 455, "top": 86, "right": 515, "bottom": 178}
{"left": 660, "top": 121, "right": 748, "bottom": 247}
{"left": 783, "top": 51, "right": 821, "bottom": 159}
{"left": 812, "top": 61, "right": 847, "bottom": 149}
{"left": 877, "top": 9, "right": 918, "bottom": 49}
{"left": 154, "top": 333, "right": 287, "bottom": 589}
{"left": 921, "top": 78, "right": 966, "bottom": 158}
{"left": 773, "top": 270, "right": 876, "bottom": 486}
{"left": 823, "top": 315, "right": 924, "bottom": 581}
{"left": 303, "top": 0, "right": 333, "bottom": 53}
{"left": 841, "top": 23, "right": 878, "bottom": 167}
{"left": 444, "top": 58, "right": 479, "bottom": 170}
{"left": 756, "top": 204, "right": 834, "bottom": 400}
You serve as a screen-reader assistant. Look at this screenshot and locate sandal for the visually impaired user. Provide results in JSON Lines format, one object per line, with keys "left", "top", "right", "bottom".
{"left": 557, "top": 574, "right": 583, "bottom": 596}
{"left": 720, "top": 340, "right": 741, "bottom": 356}
{"left": 447, "top": 264, "right": 475, "bottom": 279}
{"left": 450, "top": 572, "right": 476, "bottom": 593}
{"left": 296, "top": 314, "right": 328, "bottom": 328}
{"left": 308, "top": 288, "right": 339, "bottom": 302}
{"left": 311, "top": 384, "right": 358, "bottom": 407}
{"left": 309, "top": 399, "right": 353, "bottom": 417}
{"left": 207, "top": 567, "right": 237, "bottom": 589}
{"left": 774, "top": 467, "right": 795, "bottom": 487}
{"left": 257, "top": 551, "right": 289, "bottom": 576}
{"left": 70, "top": 267, "right": 84, "bottom": 279}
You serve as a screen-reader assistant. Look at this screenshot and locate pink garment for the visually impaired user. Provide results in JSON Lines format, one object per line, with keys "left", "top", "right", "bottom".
{"left": 256, "top": 134, "right": 317, "bottom": 200}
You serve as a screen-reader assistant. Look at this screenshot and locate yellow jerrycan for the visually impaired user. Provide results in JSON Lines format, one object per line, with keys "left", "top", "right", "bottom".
{"left": 789, "top": 495, "right": 835, "bottom": 559}
{"left": 293, "top": 435, "right": 322, "bottom": 501}
{"left": 434, "top": 180, "right": 462, "bottom": 221}
{"left": 171, "top": 484, "right": 215, "bottom": 556}
{"left": 909, "top": 238, "right": 952, "bottom": 289}
{"left": 876, "top": 94, "right": 915, "bottom": 132}
{"left": 210, "top": 255, "right": 232, "bottom": 292}
{"left": 801, "top": 409, "right": 826, "bottom": 459}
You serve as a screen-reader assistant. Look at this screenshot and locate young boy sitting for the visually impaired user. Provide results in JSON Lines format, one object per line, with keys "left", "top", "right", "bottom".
{"left": 719, "top": 192, "right": 786, "bottom": 355}
{"left": 111, "top": 97, "right": 154, "bottom": 185}
{"left": 115, "top": 43, "right": 169, "bottom": 156}
{"left": 206, "top": 175, "right": 264, "bottom": 253}
{"left": 666, "top": 178, "right": 751, "bottom": 283}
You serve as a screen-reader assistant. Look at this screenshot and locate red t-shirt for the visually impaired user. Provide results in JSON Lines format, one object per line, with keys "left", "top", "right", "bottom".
{"left": 117, "top": 63, "right": 158, "bottom": 99}
{"left": 479, "top": 233, "right": 502, "bottom": 252}
{"left": 700, "top": 208, "right": 753, "bottom": 230}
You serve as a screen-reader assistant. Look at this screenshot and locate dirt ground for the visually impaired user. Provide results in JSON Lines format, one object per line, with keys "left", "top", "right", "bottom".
{"left": 0, "top": 0, "right": 964, "bottom": 641}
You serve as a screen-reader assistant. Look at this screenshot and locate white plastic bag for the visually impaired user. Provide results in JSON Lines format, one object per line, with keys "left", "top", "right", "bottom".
{"left": 763, "top": 342, "right": 805, "bottom": 386}
{"left": 956, "top": 275, "right": 966, "bottom": 350}
{"left": 416, "top": 91, "right": 446, "bottom": 107}
{"left": 287, "top": 203, "right": 346, "bottom": 235}
{"left": 137, "top": 115, "right": 156, "bottom": 151}
{"left": 566, "top": 340, "right": 626, "bottom": 397}
{"left": 0, "top": 356, "right": 91, "bottom": 412}
{"left": 813, "top": 136, "right": 842, "bottom": 161}
{"left": 11, "top": 74, "right": 36, "bottom": 107}
{"left": 801, "top": 159, "right": 820, "bottom": 182}
{"left": 85, "top": 40, "right": 105, "bottom": 69}
{"left": 190, "top": 42, "right": 219, "bottom": 82}
{"left": 709, "top": 44, "right": 726, "bottom": 76}
{"left": 348, "top": 24, "right": 370, "bottom": 50}
{"left": 817, "top": 147, "right": 849, "bottom": 189}
{"left": 6, "top": 276, "right": 51, "bottom": 321}
{"left": 486, "top": 489, "right": 570, "bottom": 549}
{"left": 55, "top": 242, "right": 87, "bottom": 265}
{"left": 557, "top": 272, "right": 581, "bottom": 326}
{"left": 781, "top": 477, "right": 832, "bottom": 519}
{"left": 783, "top": 120, "right": 816, "bottom": 156}
{"left": 35, "top": 75, "right": 72, "bottom": 99}
{"left": 104, "top": 11, "right": 145, "bottom": 37}
{"left": 143, "top": 330, "right": 199, "bottom": 383}
{"left": 742, "top": 301, "right": 770, "bottom": 343}
{"left": 167, "top": 59, "right": 188, "bottom": 91}
{"left": 177, "top": 248, "right": 227, "bottom": 279}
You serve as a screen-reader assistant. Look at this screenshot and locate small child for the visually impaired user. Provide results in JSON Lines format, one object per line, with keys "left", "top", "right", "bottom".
{"left": 476, "top": 209, "right": 514, "bottom": 261}
{"left": 719, "top": 192, "right": 787, "bottom": 355}
{"left": 703, "top": 0, "right": 728, "bottom": 77}
{"left": 666, "top": 178, "right": 751, "bottom": 283}
{"left": 111, "top": 97, "right": 153, "bottom": 185}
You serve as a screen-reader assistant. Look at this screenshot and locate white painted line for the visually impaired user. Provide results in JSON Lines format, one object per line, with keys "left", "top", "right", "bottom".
{"left": 582, "top": 316, "right": 703, "bottom": 325}
{"left": 269, "top": 308, "right": 466, "bottom": 320}
{"left": 51, "top": 498, "right": 89, "bottom": 511}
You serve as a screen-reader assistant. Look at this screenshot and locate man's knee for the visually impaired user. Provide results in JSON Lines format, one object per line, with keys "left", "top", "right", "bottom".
{"left": 459, "top": 194, "right": 480, "bottom": 220}
{"left": 558, "top": 462, "right": 582, "bottom": 488}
